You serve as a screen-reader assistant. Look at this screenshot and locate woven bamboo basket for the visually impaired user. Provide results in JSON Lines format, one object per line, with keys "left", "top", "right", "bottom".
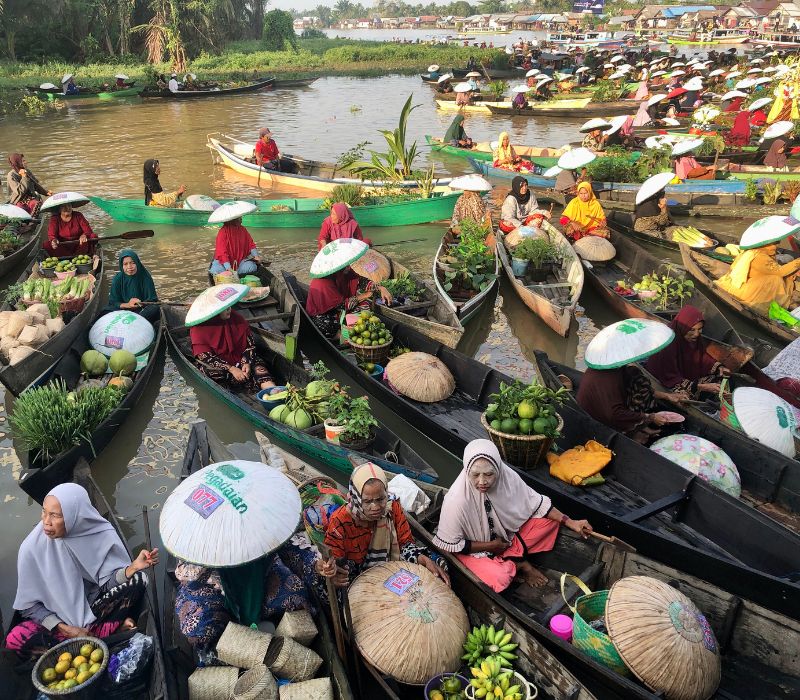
{"left": 275, "top": 610, "right": 318, "bottom": 646}
{"left": 231, "top": 664, "right": 278, "bottom": 700}
{"left": 31, "top": 636, "right": 109, "bottom": 699}
{"left": 187, "top": 666, "right": 238, "bottom": 700}
{"left": 217, "top": 622, "right": 273, "bottom": 669}
{"left": 384, "top": 352, "right": 455, "bottom": 402}
{"left": 349, "top": 561, "right": 469, "bottom": 685}
{"left": 278, "top": 677, "right": 333, "bottom": 700}
{"left": 481, "top": 413, "right": 563, "bottom": 470}
{"left": 606, "top": 576, "right": 721, "bottom": 700}
{"left": 346, "top": 337, "right": 392, "bottom": 365}
{"left": 265, "top": 636, "right": 322, "bottom": 682}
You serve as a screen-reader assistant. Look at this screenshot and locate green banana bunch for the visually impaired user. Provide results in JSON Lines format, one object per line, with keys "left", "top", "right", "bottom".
{"left": 470, "top": 659, "right": 523, "bottom": 699}
{"left": 462, "top": 625, "right": 519, "bottom": 668}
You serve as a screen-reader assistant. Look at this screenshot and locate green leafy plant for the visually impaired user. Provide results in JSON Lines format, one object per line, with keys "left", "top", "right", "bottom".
{"left": 321, "top": 183, "right": 366, "bottom": 210}
{"left": 763, "top": 180, "right": 783, "bottom": 205}
{"left": 513, "top": 237, "right": 562, "bottom": 268}
{"left": 0, "top": 229, "right": 22, "bottom": 252}
{"left": 414, "top": 162, "right": 437, "bottom": 199}
{"left": 336, "top": 142, "right": 370, "bottom": 171}
{"left": 636, "top": 267, "right": 695, "bottom": 310}
{"left": 2, "top": 282, "right": 25, "bottom": 306}
{"left": 337, "top": 395, "right": 378, "bottom": 442}
{"left": 586, "top": 155, "right": 636, "bottom": 183}
{"left": 488, "top": 80, "right": 507, "bottom": 100}
{"left": 635, "top": 148, "right": 673, "bottom": 183}
{"left": 439, "top": 218, "right": 496, "bottom": 295}
{"left": 382, "top": 271, "right": 422, "bottom": 302}
{"left": 695, "top": 135, "right": 725, "bottom": 158}
{"left": 590, "top": 79, "right": 625, "bottom": 103}
{"left": 744, "top": 178, "right": 759, "bottom": 201}
{"left": 484, "top": 380, "right": 568, "bottom": 437}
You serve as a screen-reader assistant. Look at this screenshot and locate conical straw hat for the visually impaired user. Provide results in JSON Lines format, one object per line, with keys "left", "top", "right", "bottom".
{"left": 606, "top": 576, "right": 721, "bottom": 700}
{"left": 671, "top": 138, "right": 704, "bottom": 157}
{"left": 208, "top": 200, "right": 257, "bottom": 224}
{"left": 573, "top": 236, "right": 616, "bottom": 262}
{"left": 732, "top": 387, "right": 797, "bottom": 457}
{"left": 185, "top": 284, "right": 249, "bottom": 327}
{"left": 748, "top": 97, "right": 773, "bottom": 112}
{"left": 636, "top": 172, "right": 675, "bottom": 205}
{"left": 40, "top": 191, "right": 90, "bottom": 212}
{"left": 0, "top": 204, "right": 32, "bottom": 221}
{"left": 449, "top": 174, "right": 492, "bottom": 192}
{"left": 350, "top": 249, "right": 390, "bottom": 283}
{"left": 738, "top": 215, "right": 800, "bottom": 250}
{"left": 584, "top": 318, "right": 674, "bottom": 370}
{"left": 309, "top": 238, "right": 369, "bottom": 279}
{"left": 454, "top": 82, "right": 472, "bottom": 93}
{"left": 763, "top": 120, "right": 794, "bottom": 140}
{"left": 558, "top": 147, "right": 596, "bottom": 170}
{"left": 384, "top": 352, "right": 455, "bottom": 402}
{"left": 647, "top": 93, "right": 667, "bottom": 106}
{"left": 159, "top": 460, "right": 301, "bottom": 567}
{"left": 579, "top": 118, "right": 612, "bottom": 133}
{"left": 791, "top": 193, "right": 800, "bottom": 221}
{"left": 349, "top": 562, "right": 468, "bottom": 685}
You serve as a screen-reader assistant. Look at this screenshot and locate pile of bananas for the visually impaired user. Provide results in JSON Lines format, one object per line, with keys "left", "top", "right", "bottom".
{"left": 470, "top": 659, "right": 523, "bottom": 700}
{"left": 670, "top": 226, "right": 714, "bottom": 249}
{"left": 462, "top": 625, "right": 518, "bottom": 668}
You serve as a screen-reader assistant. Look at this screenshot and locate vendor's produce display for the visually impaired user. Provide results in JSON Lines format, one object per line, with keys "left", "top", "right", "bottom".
{"left": 669, "top": 226, "right": 715, "bottom": 249}
{"left": 347, "top": 310, "right": 394, "bottom": 364}
{"left": 33, "top": 638, "right": 108, "bottom": 693}
{"left": 0, "top": 305, "right": 66, "bottom": 366}
{"left": 462, "top": 625, "right": 518, "bottom": 669}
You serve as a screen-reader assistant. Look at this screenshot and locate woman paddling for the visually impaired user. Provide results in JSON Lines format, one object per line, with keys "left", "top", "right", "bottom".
{"left": 317, "top": 202, "right": 371, "bottom": 250}
{"left": 144, "top": 158, "right": 186, "bottom": 207}
{"left": 7, "top": 153, "right": 51, "bottom": 216}
{"left": 106, "top": 249, "right": 159, "bottom": 324}
{"left": 41, "top": 192, "right": 98, "bottom": 256}
{"left": 6, "top": 483, "right": 157, "bottom": 655}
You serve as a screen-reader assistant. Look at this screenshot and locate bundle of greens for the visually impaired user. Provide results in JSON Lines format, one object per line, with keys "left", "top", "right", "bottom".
{"left": 382, "top": 271, "right": 422, "bottom": 303}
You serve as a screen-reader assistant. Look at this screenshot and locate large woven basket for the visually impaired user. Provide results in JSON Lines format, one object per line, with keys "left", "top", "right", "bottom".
{"left": 232, "top": 664, "right": 278, "bottom": 700}
{"left": 188, "top": 666, "right": 239, "bottom": 700}
{"left": 265, "top": 636, "right": 322, "bottom": 682}
{"left": 31, "top": 636, "right": 110, "bottom": 699}
{"left": 481, "top": 412, "right": 563, "bottom": 470}
{"left": 347, "top": 337, "right": 392, "bottom": 365}
{"left": 278, "top": 677, "right": 333, "bottom": 700}
{"left": 217, "top": 621, "right": 272, "bottom": 669}
{"left": 275, "top": 610, "right": 318, "bottom": 646}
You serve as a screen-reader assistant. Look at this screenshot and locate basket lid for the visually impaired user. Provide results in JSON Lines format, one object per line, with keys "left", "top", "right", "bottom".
{"left": 384, "top": 352, "right": 455, "bottom": 402}
{"left": 350, "top": 249, "right": 390, "bottom": 283}
{"left": 606, "top": 575, "right": 721, "bottom": 700}
{"left": 349, "top": 562, "right": 468, "bottom": 685}
{"left": 573, "top": 236, "right": 616, "bottom": 262}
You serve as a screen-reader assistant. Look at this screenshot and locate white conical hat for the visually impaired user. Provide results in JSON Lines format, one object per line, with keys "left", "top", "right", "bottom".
{"left": 647, "top": 93, "right": 667, "bottom": 107}
{"left": 708, "top": 69, "right": 725, "bottom": 77}
{"left": 579, "top": 118, "right": 612, "bottom": 133}
{"left": 511, "top": 84, "right": 530, "bottom": 93}
{"left": 645, "top": 135, "right": 671, "bottom": 149}
{"left": 791, "top": 193, "right": 800, "bottom": 221}
{"left": 683, "top": 77, "right": 703, "bottom": 91}
{"left": 159, "top": 460, "right": 302, "bottom": 567}
{"left": 735, "top": 78, "right": 756, "bottom": 90}
{"left": 636, "top": 172, "right": 675, "bottom": 204}
{"left": 748, "top": 97, "right": 773, "bottom": 111}
{"left": 670, "top": 70, "right": 685, "bottom": 77}
{"left": 115, "top": 74, "right": 129, "bottom": 80}
{"left": 428, "top": 65, "right": 440, "bottom": 72}
{"left": 39, "top": 82, "right": 57, "bottom": 90}
{"left": 651, "top": 70, "right": 667, "bottom": 77}
{"left": 573, "top": 236, "right": 616, "bottom": 262}
{"left": 526, "top": 68, "right": 540, "bottom": 77}
{"left": 721, "top": 90, "right": 747, "bottom": 101}
{"left": 89, "top": 310, "right": 155, "bottom": 357}
{"left": 576, "top": 67, "right": 590, "bottom": 74}
{"left": 726, "top": 70, "right": 742, "bottom": 79}
{"left": 752, "top": 77, "right": 772, "bottom": 86}
{"left": 671, "top": 137, "right": 704, "bottom": 156}
{"left": 738, "top": 215, "right": 800, "bottom": 250}
{"left": 40, "top": 191, "right": 90, "bottom": 211}
{"left": 0, "top": 204, "right": 32, "bottom": 221}
{"left": 606, "top": 115, "right": 630, "bottom": 136}
{"left": 465, "top": 71, "right": 482, "bottom": 78}
{"left": 537, "top": 76, "right": 553, "bottom": 85}
{"left": 584, "top": 318, "right": 675, "bottom": 370}
{"left": 733, "top": 388, "right": 797, "bottom": 458}
{"left": 558, "top": 147, "right": 596, "bottom": 170}
{"left": 608, "top": 71, "right": 626, "bottom": 80}
{"left": 61, "top": 73, "right": 74, "bottom": 84}
{"left": 454, "top": 82, "right": 472, "bottom": 93}
{"left": 610, "top": 55, "right": 624, "bottom": 63}
{"left": 763, "top": 120, "right": 794, "bottom": 140}
{"left": 437, "top": 74, "right": 452, "bottom": 84}
{"left": 747, "top": 67, "right": 763, "bottom": 74}
{"left": 185, "top": 284, "right": 249, "bottom": 326}
{"left": 208, "top": 200, "right": 257, "bottom": 224}
{"left": 449, "top": 174, "right": 492, "bottom": 191}
{"left": 662, "top": 117, "right": 681, "bottom": 126}
{"left": 543, "top": 165, "right": 563, "bottom": 178}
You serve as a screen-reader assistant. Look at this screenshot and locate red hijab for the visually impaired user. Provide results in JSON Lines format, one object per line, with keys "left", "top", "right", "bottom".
{"left": 724, "top": 96, "right": 744, "bottom": 113}
{"left": 727, "top": 111, "right": 751, "bottom": 146}
{"left": 189, "top": 310, "right": 250, "bottom": 364}
{"left": 645, "top": 306, "right": 716, "bottom": 389}
{"left": 214, "top": 221, "right": 256, "bottom": 267}
{"left": 750, "top": 109, "right": 767, "bottom": 127}
{"left": 305, "top": 269, "right": 360, "bottom": 316}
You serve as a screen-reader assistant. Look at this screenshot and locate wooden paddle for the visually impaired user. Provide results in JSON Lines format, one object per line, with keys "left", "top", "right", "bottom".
{"left": 55, "top": 229, "right": 155, "bottom": 247}
{"left": 373, "top": 237, "right": 427, "bottom": 247}
{"left": 588, "top": 530, "right": 636, "bottom": 553}
{"left": 141, "top": 506, "right": 161, "bottom": 627}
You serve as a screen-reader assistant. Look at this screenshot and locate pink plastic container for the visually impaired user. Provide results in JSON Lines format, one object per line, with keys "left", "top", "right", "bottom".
{"left": 550, "top": 614, "right": 573, "bottom": 642}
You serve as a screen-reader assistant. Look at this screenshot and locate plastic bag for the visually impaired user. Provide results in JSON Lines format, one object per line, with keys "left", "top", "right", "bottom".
{"left": 107, "top": 632, "right": 153, "bottom": 683}
{"left": 388, "top": 474, "right": 430, "bottom": 515}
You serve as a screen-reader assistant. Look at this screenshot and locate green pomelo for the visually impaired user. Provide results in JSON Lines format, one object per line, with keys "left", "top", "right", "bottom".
{"left": 108, "top": 350, "right": 136, "bottom": 376}
{"left": 80, "top": 350, "right": 108, "bottom": 377}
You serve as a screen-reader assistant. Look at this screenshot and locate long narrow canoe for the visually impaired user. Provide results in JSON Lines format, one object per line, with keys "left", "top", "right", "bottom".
{"left": 284, "top": 272, "right": 800, "bottom": 620}
{"left": 163, "top": 420, "right": 354, "bottom": 700}
{"left": 141, "top": 77, "right": 275, "bottom": 99}
{"left": 207, "top": 133, "right": 453, "bottom": 194}
{"left": 606, "top": 210, "right": 725, "bottom": 254}
{"left": 0, "top": 460, "right": 168, "bottom": 700}
{"left": 433, "top": 229, "right": 499, "bottom": 324}
{"left": 16, "top": 314, "right": 164, "bottom": 503}
{"left": 680, "top": 244, "right": 800, "bottom": 346}
{"left": 486, "top": 100, "right": 640, "bottom": 118}
{"left": 89, "top": 192, "right": 460, "bottom": 228}
{"left": 725, "top": 163, "right": 800, "bottom": 182}
{"left": 0, "top": 248, "right": 104, "bottom": 397}
{"left": 29, "top": 85, "right": 143, "bottom": 100}
{"left": 496, "top": 222, "right": 583, "bottom": 337}
{"left": 436, "top": 97, "right": 592, "bottom": 115}
{"left": 272, "top": 77, "right": 318, "bottom": 88}
{"left": 163, "top": 304, "right": 438, "bottom": 483}
{"left": 0, "top": 216, "right": 46, "bottom": 280}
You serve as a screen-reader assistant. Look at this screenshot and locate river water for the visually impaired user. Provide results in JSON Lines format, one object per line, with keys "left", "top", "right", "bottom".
{"left": 0, "top": 73, "right": 735, "bottom": 616}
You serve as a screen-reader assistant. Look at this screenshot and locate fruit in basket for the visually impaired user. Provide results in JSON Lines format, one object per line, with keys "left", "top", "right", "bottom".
{"left": 72, "top": 255, "right": 91, "bottom": 265}
{"left": 350, "top": 311, "right": 392, "bottom": 346}
{"left": 42, "top": 668, "right": 57, "bottom": 683}
{"left": 41, "top": 257, "right": 60, "bottom": 269}
{"left": 54, "top": 660, "right": 70, "bottom": 675}
{"left": 517, "top": 400, "right": 537, "bottom": 420}
{"left": 486, "top": 380, "right": 567, "bottom": 439}
{"left": 42, "top": 642, "right": 105, "bottom": 688}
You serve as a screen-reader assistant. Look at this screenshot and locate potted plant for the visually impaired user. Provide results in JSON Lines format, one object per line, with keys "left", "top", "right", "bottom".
{"left": 0, "top": 230, "right": 21, "bottom": 257}
{"left": 338, "top": 396, "right": 379, "bottom": 451}
{"left": 515, "top": 237, "right": 561, "bottom": 282}
{"left": 323, "top": 391, "right": 350, "bottom": 444}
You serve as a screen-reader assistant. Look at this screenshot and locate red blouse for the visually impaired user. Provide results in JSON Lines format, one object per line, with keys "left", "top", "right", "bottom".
{"left": 47, "top": 211, "right": 95, "bottom": 243}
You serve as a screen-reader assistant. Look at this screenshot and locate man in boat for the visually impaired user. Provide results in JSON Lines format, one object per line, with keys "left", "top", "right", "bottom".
{"left": 254, "top": 127, "right": 297, "bottom": 173}
{"left": 61, "top": 74, "right": 79, "bottom": 95}
{"left": 6, "top": 484, "right": 157, "bottom": 655}
{"left": 168, "top": 73, "right": 180, "bottom": 93}
{"left": 431, "top": 440, "right": 592, "bottom": 591}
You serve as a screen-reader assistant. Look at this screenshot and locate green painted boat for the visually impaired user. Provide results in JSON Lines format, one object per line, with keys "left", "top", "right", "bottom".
{"left": 90, "top": 191, "right": 460, "bottom": 228}
{"left": 724, "top": 166, "right": 800, "bottom": 182}
{"left": 97, "top": 85, "right": 144, "bottom": 99}
{"left": 38, "top": 86, "right": 143, "bottom": 100}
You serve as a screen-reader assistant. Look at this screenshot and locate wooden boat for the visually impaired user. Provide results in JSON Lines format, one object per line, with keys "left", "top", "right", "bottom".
{"left": 272, "top": 77, "right": 318, "bottom": 88}
{"left": 436, "top": 97, "right": 593, "bottom": 115}
{"left": 606, "top": 210, "right": 727, "bottom": 254}
{"left": 28, "top": 85, "right": 143, "bottom": 100}
{"left": 163, "top": 304, "right": 438, "bottom": 483}
{"left": 433, "top": 229, "right": 499, "bottom": 324}
{"left": 0, "top": 216, "right": 46, "bottom": 280}
{"left": 284, "top": 272, "right": 800, "bottom": 621}
{"left": 0, "top": 459, "right": 168, "bottom": 700}
{"left": 0, "top": 247, "right": 104, "bottom": 397}
{"left": 496, "top": 222, "right": 584, "bottom": 337}
{"left": 724, "top": 162, "right": 800, "bottom": 182}
{"left": 426, "top": 134, "right": 570, "bottom": 164}
{"left": 15, "top": 313, "right": 164, "bottom": 503}
{"left": 207, "top": 133, "right": 453, "bottom": 194}
{"left": 486, "top": 100, "right": 640, "bottom": 118}
{"left": 680, "top": 244, "right": 800, "bottom": 346}
{"left": 141, "top": 77, "right": 275, "bottom": 99}
{"left": 89, "top": 191, "right": 460, "bottom": 228}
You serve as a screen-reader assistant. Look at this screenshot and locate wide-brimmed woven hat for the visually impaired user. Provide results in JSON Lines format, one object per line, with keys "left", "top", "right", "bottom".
{"left": 449, "top": 174, "right": 492, "bottom": 192}
{"left": 384, "top": 352, "right": 455, "bottom": 402}
{"left": 115, "top": 74, "right": 129, "bottom": 80}
{"left": 437, "top": 74, "right": 452, "bottom": 84}
{"left": 606, "top": 576, "right": 721, "bottom": 700}
{"left": 671, "top": 138, "right": 704, "bottom": 157}
{"left": 543, "top": 165, "right": 563, "bottom": 178}
{"left": 573, "top": 236, "right": 616, "bottom": 262}
{"left": 89, "top": 310, "right": 155, "bottom": 357}
{"left": 310, "top": 238, "right": 369, "bottom": 279}
{"left": 576, "top": 66, "right": 590, "bottom": 74}
{"left": 465, "top": 71, "right": 482, "bottom": 78}
{"left": 40, "top": 191, "right": 90, "bottom": 212}
{"left": 208, "top": 200, "right": 257, "bottom": 224}
{"left": 61, "top": 73, "right": 74, "bottom": 84}
{"left": 605, "top": 115, "right": 630, "bottom": 136}
{"left": 651, "top": 70, "right": 667, "bottom": 78}
{"left": 608, "top": 71, "right": 626, "bottom": 80}
{"left": 763, "top": 120, "right": 794, "bottom": 140}
{"left": 526, "top": 68, "right": 540, "bottom": 77}
{"left": 0, "top": 204, "right": 32, "bottom": 220}
{"left": 735, "top": 78, "right": 756, "bottom": 90}
{"left": 184, "top": 194, "right": 221, "bottom": 212}
{"left": 748, "top": 97, "right": 773, "bottom": 111}
{"left": 752, "top": 76, "right": 773, "bottom": 87}
{"left": 726, "top": 70, "right": 742, "bottom": 79}
{"left": 636, "top": 172, "right": 675, "bottom": 204}
{"left": 647, "top": 93, "right": 667, "bottom": 107}
{"left": 453, "top": 82, "right": 472, "bottom": 93}
{"left": 747, "top": 67, "right": 763, "bottom": 74}
{"left": 428, "top": 64, "right": 439, "bottom": 72}
{"left": 159, "top": 460, "right": 301, "bottom": 567}
{"left": 733, "top": 387, "right": 797, "bottom": 458}
{"left": 511, "top": 84, "right": 529, "bottom": 93}
{"left": 739, "top": 215, "right": 800, "bottom": 250}
{"left": 579, "top": 118, "right": 612, "bottom": 133}
{"left": 537, "top": 76, "right": 554, "bottom": 85}
{"left": 185, "top": 284, "right": 249, "bottom": 326}
{"left": 349, "top": 562, "right": 469, "bottom": 685}
{"left": 350, "top": 249, "right": 390, "bottom": 283}
{"left": 721, "top": 90, "right": 747, "bottom": 101}
{"left": 40, "top": 82, "right": 57, "bottom": 90}
{"left": 683, "top": 77, "right": 703, "bottom": 91}
{"left": 558, "top": 147, "right": 596, "bottom": 170}
{"left": 584, "top": 318, "right": 675, "bottom": 369}
{"left": 707, "top": 69, "right": 725, "bottom": 77}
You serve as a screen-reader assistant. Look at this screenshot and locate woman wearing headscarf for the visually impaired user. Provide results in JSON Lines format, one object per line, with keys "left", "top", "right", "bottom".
{"left": 44, "top": 202, "right": 97, "bottom": 255}
{"left": 674, "top": 152, "right": 715, "bottom": 180}
{"left": 190, "top": 306, "right": 275, "bottom": 391}
{"left": 316, "top": 462, "right": 449, "bottom": 591}
{"left": 209, "top": 215, "right": 261, "bottom": 276}
{"left": 512, "top": 90, "right": 528, "bottom": 110}
{"left": 632, "top": 100, "right": 653, "bottom": 127}
{"left": 6, "top": 484, "right": 157, "bottom": 655}
{"left": 432, "top": 440, "right": 591, "bottom": 592}
{"left": 559, "top": 182, "right": 609, "bottom": 240}
{"left": 581, "top": 127, "right": 607, "bottom": 154}
{"left": 717, "top": 242, "right": 800, "bottom": 313}
{"left": 499, "top": 176, "right": 539, "bottom": 233}
{"left": 634, "top": 66, "right": 649, "bottom": 100}
{"left": 645, "top": 306, "right": 730, "bottom": 398}
{"left": 763, "top": 137, "right": 788, "bottom": 170}
{"left": 451, "top": 185, "right": 492, "bottom": 233}
{"left": 143, "top": 159, "right": 186, "bottom": 207}
{"left": 634, "top": 190, "right": 673, "bottom": 238}
{"left": 106, "top": 249, "right": 159, "bottom": 324}
{"left": 725, "top": 110, "right": 752, "bottom": 148}
{"left": 492, "top": 132, "right": 533, "bottom": 172}
{"left": 6, "top": 153, "right": 50, "bottom": 215}
{"left": 317, "top": 203, "right": 372, "bottom": 250}
{"left": 763, "top": 336, "right": 800, "bottom": 394}
{"left": 443, "top": 115, "right": 474, "bottom": 148}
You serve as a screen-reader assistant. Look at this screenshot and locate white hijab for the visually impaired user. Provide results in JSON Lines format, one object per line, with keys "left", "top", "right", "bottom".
{"left": 14, "top": 483, "right": 129, "bottom": 626}
{"left": 433, "top": 439, "right": 552, "bottom": 553}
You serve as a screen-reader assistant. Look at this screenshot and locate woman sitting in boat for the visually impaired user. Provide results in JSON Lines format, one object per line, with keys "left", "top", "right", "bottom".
{"left": 533, "top": 78, "right": 553, "bottom": 101}
{"left": 634, "top": 189, "right": 673, "bottom": 238}
{"left": 724, "top": 111, "right": 751, "bottom": 149}
{"left": 7, "top": 153, "right": 51, "bottom": 215}
{"left": 763, "top": 337, "right": 800, "bottom": 394}
{"left": 144, "top": 159, "right": 186, "bottom": 207}
{"left": 209, "top": 203, "right": 262, "bottom": 276}
{"left": 316, "top": 462, "right": 450, "bottom": 592}
{"left": 673, "top": 144, "right": 715, "bottom": 181}
{"left": 559, "top": 182, "right": 609, "bottom": 241}
{"left": 581, "top": 127, "right": 607, "bottom": 154}
{"left": 511, "top": 89, "right": 528, "bottom": 110}
{"left": 318, "top": 202, "right": 372, "bottom": 250}
{"left": 762, "top": 137, "right": 789, "bottom": 171}
{"left": 6, "top": 483, "right": 156, "bottom": 655}
{"left": 443, "top": 115, "right": 474, "bottom": 149}
{"left": 450, "top": 175, "right": 493, "bottom": 234}
{"left": 62, "top": 74, "right": 79, "bottom": 95}
{"left": 432, "top": 439, "right": 591, "bottom": 592}
{"left": 106, "top": 249, "right": 160, "bottom": 324}
{"left": 499, "top": 176, "right": 540, "bottom": 233}
{"left": 43, "top": 197, "right": 97, "bottom": 256}
{"left": 493, "top": 132, "right": 533, "bottom": 172}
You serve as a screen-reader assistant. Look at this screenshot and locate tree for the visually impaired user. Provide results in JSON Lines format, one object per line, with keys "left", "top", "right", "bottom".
{"left": 315, "top": 4, "right": 333, "bottom": 26}
{"left": 263, "top": 9, "right": 296, "bottom": 51}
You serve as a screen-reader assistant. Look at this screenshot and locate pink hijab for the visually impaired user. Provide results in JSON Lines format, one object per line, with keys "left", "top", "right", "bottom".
{"left": 632, "top": 101, "right": 651, "bottom": 127}
{"left": 432, "top": 439, "right": 552, "bottom": 552}
{"left": 327, "top": 203, "right": 360, "bottom": 240}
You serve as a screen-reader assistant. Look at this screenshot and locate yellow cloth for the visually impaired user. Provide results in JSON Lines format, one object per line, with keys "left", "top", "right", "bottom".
{"left": 493, "top": 132, "right": 517, "bottom": 165}
{"left": 561, "top": 182, "right": 606, "bottom": 229}
{"left": 716, "top": 248, "right": 800, "bottom": 314}
{"left": 547, "top": 440, "right": 612, "bottom": 486}
{"left": 148, "top": 190, "right": 182, "bottom": 207}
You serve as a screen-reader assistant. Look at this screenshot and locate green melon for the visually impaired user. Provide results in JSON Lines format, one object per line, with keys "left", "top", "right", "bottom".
{"left": 108, "top": 350, "right": 137, "bottom": 376}
{"left": 80, "top": 350, "right": 108, "bottom": 377}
